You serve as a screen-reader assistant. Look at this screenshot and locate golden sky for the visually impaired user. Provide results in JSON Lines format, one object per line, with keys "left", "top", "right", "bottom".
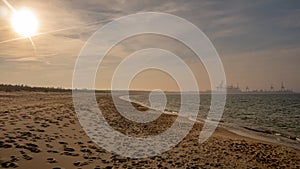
{"left": 0, "top": 0, "right": 299, "bottom": 91}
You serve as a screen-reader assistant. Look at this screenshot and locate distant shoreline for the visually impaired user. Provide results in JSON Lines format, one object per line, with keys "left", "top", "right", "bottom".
{"left": 0, "top": 84, "right": 298, "bottom": 94}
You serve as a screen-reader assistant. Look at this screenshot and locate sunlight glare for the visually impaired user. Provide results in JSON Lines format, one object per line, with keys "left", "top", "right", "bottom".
{"left": 10, "top": 8, "right": 38, "bottom": 37}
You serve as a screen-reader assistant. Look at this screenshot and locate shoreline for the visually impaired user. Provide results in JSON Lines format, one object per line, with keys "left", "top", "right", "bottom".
{"left": 119, "top": 95, "right": 300, "bottom": 150}
{"left": 1, "top": 91, "right": 299, "bottom": 168}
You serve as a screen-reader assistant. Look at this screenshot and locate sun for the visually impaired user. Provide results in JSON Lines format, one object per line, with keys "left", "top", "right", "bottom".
{"left": 10, "top": 9, "right": 38, "bottom": 37}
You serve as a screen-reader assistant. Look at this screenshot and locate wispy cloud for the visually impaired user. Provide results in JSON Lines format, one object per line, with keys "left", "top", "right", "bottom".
{"left": 0, "top": 0, "right": 299, "bottom": 90}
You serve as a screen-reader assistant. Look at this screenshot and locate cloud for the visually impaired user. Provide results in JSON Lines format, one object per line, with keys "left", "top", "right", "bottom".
{"left": 0, "top": 0, "right": 299, "bottom": 91}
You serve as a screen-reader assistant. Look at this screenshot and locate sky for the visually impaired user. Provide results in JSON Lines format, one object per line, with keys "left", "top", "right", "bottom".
{"left": 0, "top": 0, "right": 299, "bottom": 91}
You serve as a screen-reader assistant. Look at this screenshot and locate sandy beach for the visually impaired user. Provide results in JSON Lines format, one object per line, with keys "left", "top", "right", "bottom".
{"left": 0, "top": 91, "right": 299, "bottom": 169}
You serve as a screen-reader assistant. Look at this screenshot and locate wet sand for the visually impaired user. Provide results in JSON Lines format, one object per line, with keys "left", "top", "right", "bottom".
{"left": 0, "top": 92, "right": 299, "bottom": 168}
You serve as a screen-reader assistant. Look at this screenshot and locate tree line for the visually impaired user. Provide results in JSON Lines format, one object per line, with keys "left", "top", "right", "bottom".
{"left": 0, "top": 84, "right": 71, "bottom": 92}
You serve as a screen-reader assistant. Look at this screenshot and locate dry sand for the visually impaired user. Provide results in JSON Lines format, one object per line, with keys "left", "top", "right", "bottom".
{"left": 0, "top": 92, "right": 299, "bottom": 168}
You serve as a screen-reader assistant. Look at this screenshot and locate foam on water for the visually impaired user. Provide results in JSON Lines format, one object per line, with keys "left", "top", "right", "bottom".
{"left": 126, "top": 93, "right": 300, "bottom": 144}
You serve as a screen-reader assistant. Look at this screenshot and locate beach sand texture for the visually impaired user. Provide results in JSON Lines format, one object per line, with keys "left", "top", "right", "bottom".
{"left": 0, "top": 92, "right": 299, "bottom": 168}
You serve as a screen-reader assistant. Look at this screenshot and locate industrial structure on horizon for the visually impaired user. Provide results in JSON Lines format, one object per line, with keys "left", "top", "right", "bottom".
{"left": 212, "top": 82, "right": 294, "bottom": 94}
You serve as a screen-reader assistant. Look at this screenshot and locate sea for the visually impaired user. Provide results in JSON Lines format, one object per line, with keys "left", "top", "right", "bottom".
{"left": 126, "top": 93, "right": 300, "bottom": 142}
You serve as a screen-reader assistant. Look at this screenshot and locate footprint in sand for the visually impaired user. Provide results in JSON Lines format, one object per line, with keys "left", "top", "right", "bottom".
{"left": 47, "top": 157, "right": 57, "bottom": 163}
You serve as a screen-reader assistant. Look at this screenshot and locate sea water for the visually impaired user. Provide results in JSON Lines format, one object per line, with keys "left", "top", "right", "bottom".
{"left": 128, "top": 93, "right": 300, "bottom": 139}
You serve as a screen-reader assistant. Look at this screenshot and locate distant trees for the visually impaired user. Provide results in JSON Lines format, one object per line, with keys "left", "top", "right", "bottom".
{"left": 0, "top": 84, "right": 71, "bottom": 92}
